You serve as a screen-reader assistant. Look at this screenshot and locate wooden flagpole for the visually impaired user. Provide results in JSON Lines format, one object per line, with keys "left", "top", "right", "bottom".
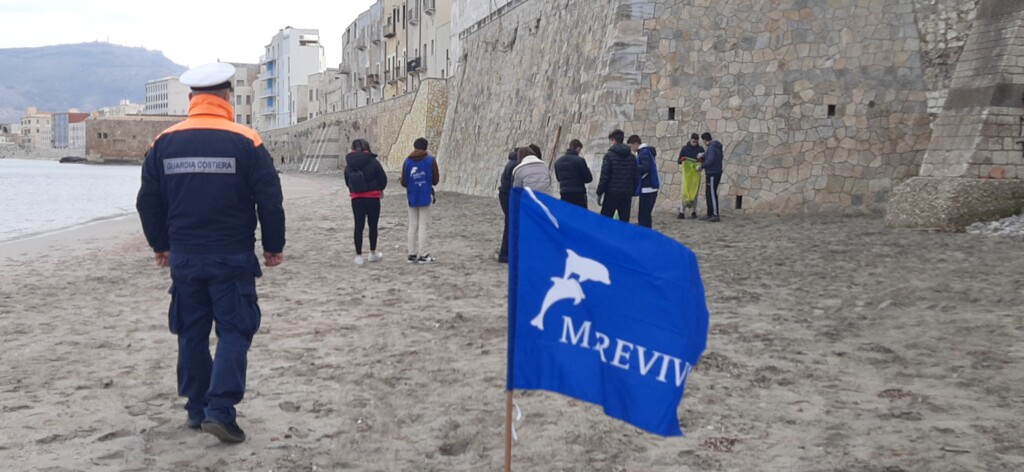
{"left": 504, "top": 390, "right": 514, "bottom": 472}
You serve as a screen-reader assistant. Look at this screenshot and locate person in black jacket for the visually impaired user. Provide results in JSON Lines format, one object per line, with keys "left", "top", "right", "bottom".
{"left": 699, "top": 132, "right": 723, "bottom": 222}
{"left": 496, "top": 148, "right": 518, "bottom": 263}
{"left": 554, "top": 139, "right": 593, "bottom": 208}
{"left": 344, "top": 139, "right": 388, "bottom": 264}
{"left": 596, "top": 129, "right": 639, "bottom": 222}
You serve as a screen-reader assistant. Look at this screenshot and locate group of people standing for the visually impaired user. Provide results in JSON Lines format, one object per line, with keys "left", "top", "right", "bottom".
{"left": 495, "top": 129, "right": 724, "bottom": 262}
{"left": 342, "top": 137, "right": 440, "bottom": 266}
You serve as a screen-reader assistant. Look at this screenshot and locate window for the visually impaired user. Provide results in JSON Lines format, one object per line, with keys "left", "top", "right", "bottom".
{"left": 246, "top": 115, "right": 251, "bottom": 125}
{"left": 236, "top": 95, "right": 243, "bottom": 105}
{"left": 669, "top": 107, "right": 676, "bottom": 120}
{"left": 236, "top": 114, "right": 242, "bottom": 122}
{"left": 828, "top": 104, "right": 837, "bottom": 117}
{"left": 236, "top": 79, "right": 244, "bottom": 86}
{"left": 247, "top": 96, "right": 252, "bottom": 105}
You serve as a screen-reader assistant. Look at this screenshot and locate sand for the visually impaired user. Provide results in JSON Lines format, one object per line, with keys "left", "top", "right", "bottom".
{"left": 0, "top": 173, "right": 1022, "bottom": 471}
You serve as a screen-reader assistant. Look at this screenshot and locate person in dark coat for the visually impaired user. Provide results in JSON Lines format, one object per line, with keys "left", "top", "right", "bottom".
{"left": 554, "top": 139, "right": 593, "bottom": 208}
{"left": 596, "top": 129, "right": 639, "bottom": 223}
{"left": 699, "top": 132, "right": 724, "bottom": 222}
{"left": 344, "top": 139, "right": 388, "bottom": 264}
{"left": 497, "top": 148, "right": 518, "bottom": 263}
{"left": 628, "top": 134, "right": 660, "bottom": 229}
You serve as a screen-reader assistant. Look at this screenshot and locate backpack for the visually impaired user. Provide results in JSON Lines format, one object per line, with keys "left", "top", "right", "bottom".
{"left": 347, "top": 167, "right": 370, "bottom": 193}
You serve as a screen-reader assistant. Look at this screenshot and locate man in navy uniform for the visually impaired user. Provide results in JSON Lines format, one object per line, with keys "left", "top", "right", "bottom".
{"left": 137, "top": 62, "right": 286, "bottom": 444}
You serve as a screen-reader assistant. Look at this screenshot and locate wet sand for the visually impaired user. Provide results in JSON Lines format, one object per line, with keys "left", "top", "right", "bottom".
{"left": 0, "top": 173, "right": 1021, "bottom": 471}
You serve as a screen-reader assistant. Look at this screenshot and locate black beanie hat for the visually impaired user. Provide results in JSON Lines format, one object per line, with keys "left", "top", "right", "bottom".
{"left": 414, "top": 137, "right": 429, "bottom": 150}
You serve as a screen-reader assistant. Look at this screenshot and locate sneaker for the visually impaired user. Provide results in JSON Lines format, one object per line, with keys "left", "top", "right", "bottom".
{"left": 200, "top": 419, "right": 246, "bottom": 444}
{"left": 367, "top": 251, "right": 383, "bottom": 263}
{"left": 707, "top": 216, "right": 721, "bottom": 222}
{"left": 354, "top": 255, "right": 365, "bottom": 266}
{"left": 417, "top": 254, "right": 436, "bottom": 264}
{"left": 676, "top": 212, "right": 686, "bottom": 220}
{"left": 407, "top": 254, "right": 418, "bottom": 263}
{"left": 691, "top": 211, "right": 697, "bottom": 218}
{"left": 186, "top": 414, "right": 204, "bottom": 430}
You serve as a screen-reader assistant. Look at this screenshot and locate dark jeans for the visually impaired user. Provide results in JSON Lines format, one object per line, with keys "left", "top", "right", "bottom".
{"left": 705, "top": 173, "right": 721, "bottom": 217}
{"left": 600, "top": 194, "right": 632, "bottom": 223}
{"left": 352, "top": 198, "right": 381, "bottom": 254}
{"left": 168, "top": 252, "right": 263, "bottom": 424}
{"left": 638, "top": 192, "right": 658, "bottom": 228}
{"left": 560, "top": 192, "right": 588, "bottom": 209}
{"left": 498, "top": 193, "right": 510, "bottom": 260}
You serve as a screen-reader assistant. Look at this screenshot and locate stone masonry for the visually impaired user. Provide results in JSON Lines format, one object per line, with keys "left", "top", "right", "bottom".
{"left": 888, "top": 0, "right": 1024, "bottom": 229}
{"left": 439, "top": 0, "right": 940, "bottom": 215}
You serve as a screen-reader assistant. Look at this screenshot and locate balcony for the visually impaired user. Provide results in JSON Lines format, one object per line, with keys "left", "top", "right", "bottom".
{"left": 408, "top": 6, "right": 420, "bottom": 26}
{"left": 370, "top": 26, "right": 382, "bottom": 44}
{"left": 383, "top": 20, "right": 396, "bottom": 38}
{"left": 356, "top": 35, "right": 367, "bottom": 51}
{"left": 337, "top": 63, "right": 352, "bottom": 75}
{"left": 424, "top": 0, "right": 436, "bottom": 15}
{"left": 407, "top": 57, "right": 423, "bottom": 74}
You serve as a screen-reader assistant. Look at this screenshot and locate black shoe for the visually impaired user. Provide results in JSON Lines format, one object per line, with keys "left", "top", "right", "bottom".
{"left": 707, "top": 216, "right": 721, "bottom": 222}
{"left": 691, "top": 212, "right": 697, "bottom": 218}
{"left": 186, "top": 414, "right": 204, "bottom": 430}
{"left": 201, "top": 419, "right": 246, "bottom": 443}
{"left": 676, "top": 212, "right": 686, "bottom": 220}
{"left": 407, "top": 254, "right": 418, "bottom": 263}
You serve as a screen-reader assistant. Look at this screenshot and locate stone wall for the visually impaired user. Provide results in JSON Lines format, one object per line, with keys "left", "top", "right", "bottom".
{"left": 263, "top": 92, "right": 417, "bottom": 172}
{"left": 912, "top": 0, "right": 980, "bottom": 113}
{"left": 85, "top": 116, "right": 185, "bottom": 162}
{"left": 384, "top": 79, "right": 449, "bottom": 168}
{"left": 438, "top": 0, "right": 935, "bottom": 215}
{"left": 888, "top": 0, "right": 1024, "bottom": 229}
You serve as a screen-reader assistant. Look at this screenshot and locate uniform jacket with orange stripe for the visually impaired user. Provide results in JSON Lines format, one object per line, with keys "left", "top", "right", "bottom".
{"left": 137, "top": 94, "right": 286, "bottom": 255}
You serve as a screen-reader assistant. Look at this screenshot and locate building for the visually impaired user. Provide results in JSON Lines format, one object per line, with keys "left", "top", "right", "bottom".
{"left": 20, "top": 108, "right": 53, "bottom": 151}
{"left": 306, "top": 68, "right": 340, "bottom": 120}
{"left": 256, "top": 27, "right": 327, "bottom": 131}
{"left": 69, "top": 114, "right": 89, "bottom": 149}
{"left": 145, "top": 77, "right": 190, "bottom": 115}
{"left": 229, "top": 63, "right": 260, "bottom": 127}
{"left": 97, "top": 100, "right": 145, "bottom": 117}
{"left": 86, "top": 115, "right": 186, "bottom": 161}
{"left": 52, "top": 111, "right": 90, "bottom": 149}
{"left": 340, "top": 3, "right": 386, "bottom": 110}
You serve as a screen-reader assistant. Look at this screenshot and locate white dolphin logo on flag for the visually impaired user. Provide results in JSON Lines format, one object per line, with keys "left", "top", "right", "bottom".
{"left": 530, "top": 249, "right": 611, "bottom": 331}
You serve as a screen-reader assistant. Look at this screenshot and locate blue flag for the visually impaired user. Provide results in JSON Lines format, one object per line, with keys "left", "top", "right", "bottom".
{"left": 507, "top": 188, "right": 709, "bottom": 436}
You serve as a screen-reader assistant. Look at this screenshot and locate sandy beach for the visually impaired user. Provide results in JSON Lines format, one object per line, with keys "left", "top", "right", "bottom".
{"left": 0, "top": 173, "right": 1022, "bottom": 471}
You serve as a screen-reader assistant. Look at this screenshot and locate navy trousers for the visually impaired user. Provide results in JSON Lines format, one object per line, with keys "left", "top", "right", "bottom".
{"left": 168, "top": 252, "right": 262, "bottom": 423}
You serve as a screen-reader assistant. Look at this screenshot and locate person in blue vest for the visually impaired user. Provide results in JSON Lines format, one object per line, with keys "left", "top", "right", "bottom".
{"left": 136, "top": 63, "right": 285, "bottom": 444}
{"left": 401, "top": 137, "right": 440, "bottom": 263}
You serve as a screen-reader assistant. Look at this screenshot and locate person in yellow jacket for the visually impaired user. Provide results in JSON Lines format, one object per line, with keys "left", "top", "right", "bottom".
{"left": 676, "top": 134, "right": 705, "bottom": 219}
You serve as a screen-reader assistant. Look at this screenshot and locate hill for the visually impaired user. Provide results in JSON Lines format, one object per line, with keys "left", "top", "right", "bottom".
{"left": 0, "top": 42, "right": 186, "bottom": 123}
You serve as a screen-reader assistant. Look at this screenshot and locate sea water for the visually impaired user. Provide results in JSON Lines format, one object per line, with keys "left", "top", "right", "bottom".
{"left": 0, "top": 159, "right": 141, "bottom": 243}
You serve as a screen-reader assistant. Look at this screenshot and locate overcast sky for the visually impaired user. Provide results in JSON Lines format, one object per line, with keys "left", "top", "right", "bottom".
{"left": 0, "top": 0, "right": 379, "bottom": 67}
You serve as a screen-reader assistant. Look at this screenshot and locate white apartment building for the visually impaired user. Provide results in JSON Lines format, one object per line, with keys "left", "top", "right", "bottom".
{"left": 145, "top": 77, "right": 190, "bottom": 116}
{"left": 20, "top": 108, "right": 53, "bottom": 151}
{"left": 98, "top": 100, "right": 145, "bottom": 117}
{"left": 256, "top": 27, "right": 327, "bottom": 131}
{"left": 69, "top": 118, "right": 87, "bottom": 149}
{"left": 230, "top": 63, "right": 260, "bottom": 127}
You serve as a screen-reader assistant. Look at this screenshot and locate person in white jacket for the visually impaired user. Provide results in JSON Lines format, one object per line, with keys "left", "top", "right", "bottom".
{"left": 512, "top": 145, "right": 553, "bottom": 195}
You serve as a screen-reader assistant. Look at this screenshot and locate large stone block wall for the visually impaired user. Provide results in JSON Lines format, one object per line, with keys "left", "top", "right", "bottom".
{"left": 438, "top": 0, "right": 620, "bottom": 195}
{"left": 384, "top": 79, "right": 449, "bottom": 168}
{"left": 913, "top": 0, "right": 981, "bottom": 112}
{"left": 263, "top": 92, "right": 417, "bottom": 172}
{"left": 85, "top": 116, "right": 185, "bottom": 162}
{"left": 263, "top": 80, "right": 447, "bottom": 173}
{"left": 888, "top": 0, "right": 1024, "bottom": 229}
{"left": 439, "top": 0, "right": 936, "bottom": 215}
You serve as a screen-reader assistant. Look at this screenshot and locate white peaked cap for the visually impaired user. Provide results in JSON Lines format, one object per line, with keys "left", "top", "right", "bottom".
{"left": 179, "top": 63, "right": 236, "bottom": 90}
